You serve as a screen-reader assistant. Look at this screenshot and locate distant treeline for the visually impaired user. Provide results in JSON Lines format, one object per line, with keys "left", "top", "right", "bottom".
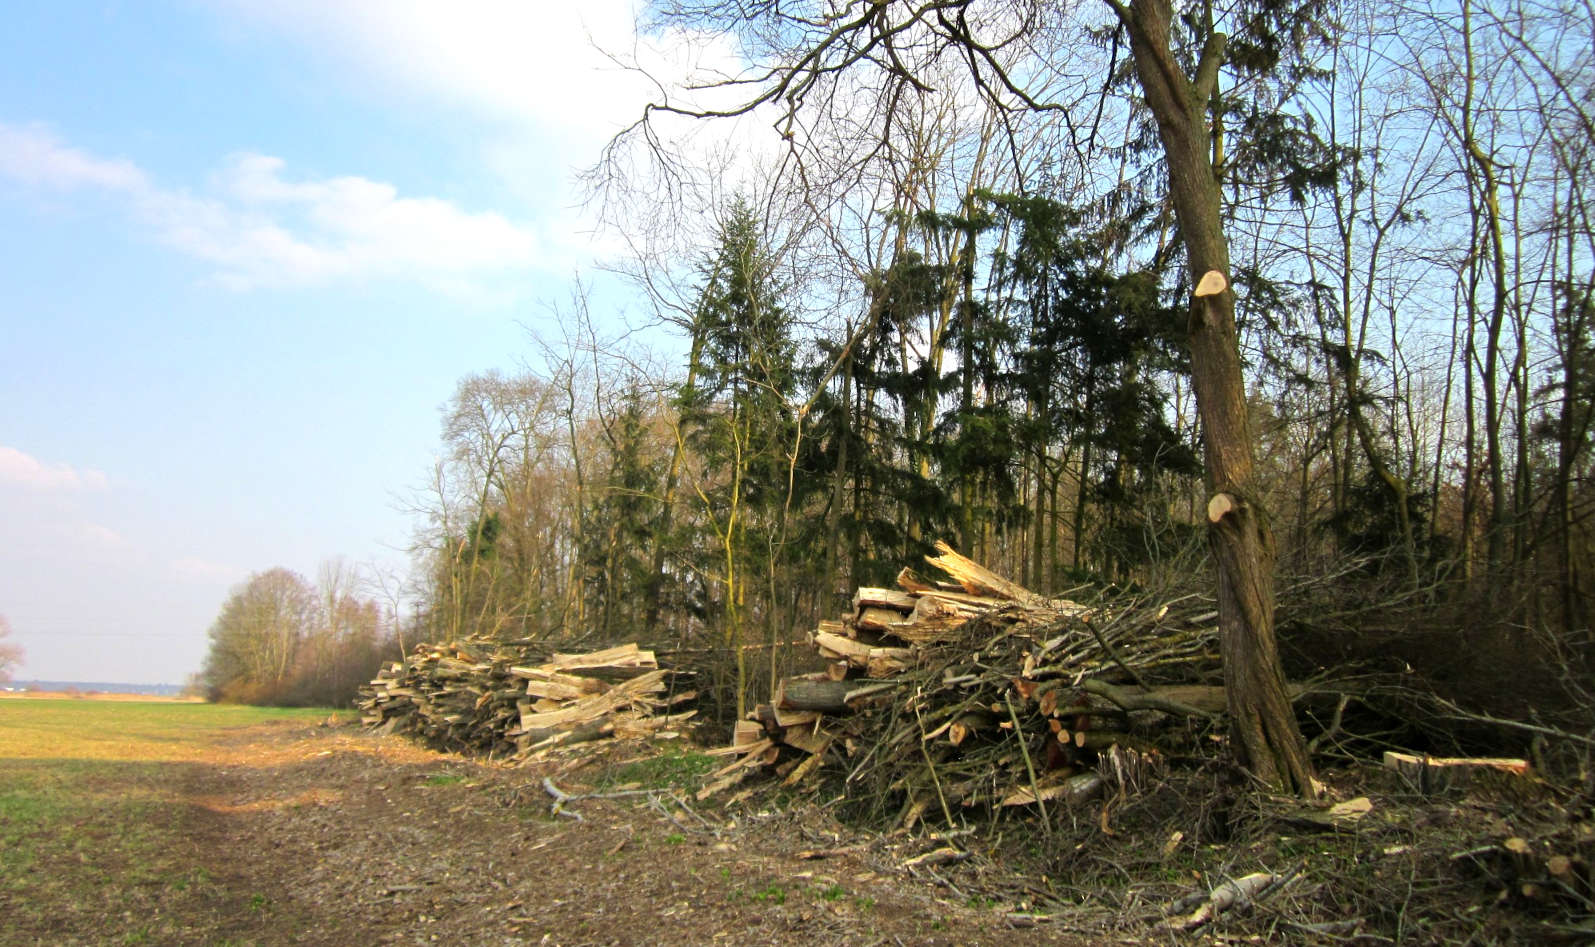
{"left": 198, "top": 563, "right": 399, "bottom": 708}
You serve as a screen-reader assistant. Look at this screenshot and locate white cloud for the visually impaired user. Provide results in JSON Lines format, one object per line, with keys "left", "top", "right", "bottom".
{"left": 201, "top": 0, "right": 779, "bottom": 227}
{"left": 204, "top": 1, "right": 746, "bottom": 140}
{"left": 0, "top": 446, "right": 110, "bottom": 491}
{"left": 1, "top": 5, "right": 779, "bottom": 292}
{"left": 0, "top": 122, "right": 551, "bottom": 290}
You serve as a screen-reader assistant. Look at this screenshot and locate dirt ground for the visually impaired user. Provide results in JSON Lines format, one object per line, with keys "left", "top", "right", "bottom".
{"left": 10, "top": 717, "right": 1081, "bottom": 946}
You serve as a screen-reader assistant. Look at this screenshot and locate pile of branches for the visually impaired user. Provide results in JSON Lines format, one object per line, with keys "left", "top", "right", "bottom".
{"left": 358, "top": 640, "right": 695, "bottom": 759}
{"left": 701, "top": 542, "right": 1231, "bottom": 822}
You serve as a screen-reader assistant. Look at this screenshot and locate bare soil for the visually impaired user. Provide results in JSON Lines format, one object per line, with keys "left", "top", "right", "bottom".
{"left": 10, "top": 718, "right": 1070, "bottom": 946}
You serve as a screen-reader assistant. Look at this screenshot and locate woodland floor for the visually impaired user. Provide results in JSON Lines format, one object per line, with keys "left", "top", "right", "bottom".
{"left": 0, "top": 709, "right": 1062, "bottom": 946}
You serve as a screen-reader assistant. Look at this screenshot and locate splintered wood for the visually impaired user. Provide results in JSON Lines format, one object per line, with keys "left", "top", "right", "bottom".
{"left": 358, "top": 640, "right": 694, "bottom": 759}
{"left": 702, "top": 541, "right": 1224, "bottom": 824}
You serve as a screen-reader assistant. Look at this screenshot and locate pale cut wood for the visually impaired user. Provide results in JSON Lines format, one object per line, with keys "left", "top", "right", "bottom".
{"left": 925, "top": 541, "right": 1046, "bottom": 605}
{"left": 908, "top": 595, "right": 979, "bottom": 623}
{"left": 520, "top": 720, "right": 614, "bottom": 750}
{"left": 516, "top": 669, "right": 666, "bottom": 731}
{"left": 999, "top": 772, "right": 1104, "bottom": 807}
{"left": 913, "top": 588, "right": 1011, "bottom": 611}
{"left": 855, "top": 606, "right": 910, "bottom": 633}
{"left": 362, "top": 638, "right": 689, "bottom": 759}
{"left": 853, "top": 587, "right": 918, "bottom": 612}
{"left": 901, "top": 847, "right": 970, "bottom": 869}
{"left": 781, "top": 725, "right": 833, "bottom": 756}
{"left": 697, "top": 750, "right": 768, "bottom": 799}
{"left": 1207, "top": 492, "right": 1238, "bottom": 523}
{"left": 522, "top": 680, "right": 591, "bottom": 701}
{"left": 703, "top": 736, "right": 774, "bottom": 757}
{"left": 548, "top": 643, "right": 657, "bottom": 670}
{"left": 1382, "top": 751, "right": 1528, "bottom": 787}
{"left": 772, "top": 707, "right": 821, "bottom": 729}
{"left": 610, "top": 710, "right": 697, "bottom": 739}
{"left": 1194, "top": 269, "right": 1228, "bottom": 298}
{"left": 782, "top": 749, "right": 828, "bottom": 786}
{"left": 894, "top": 568, "right": 939, "bottom": 593}
{"left": 813, "top": 630, "right": 912, "bottom": 675}
{"left": 1173, "top": 871, "right": 1283, "bottom": 931}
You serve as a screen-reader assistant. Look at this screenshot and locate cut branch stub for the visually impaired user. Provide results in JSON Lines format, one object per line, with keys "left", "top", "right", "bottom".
{"left": 1194, "top": 269, "right": 1228, "bottom": 298}
{"left": 1207, "top": 492, "right": 1238, "bottom": 523}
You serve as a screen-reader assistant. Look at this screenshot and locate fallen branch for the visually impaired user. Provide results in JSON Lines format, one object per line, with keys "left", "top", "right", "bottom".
{"left": 1169, "top": 868, "right": 1298, "bottom": 930}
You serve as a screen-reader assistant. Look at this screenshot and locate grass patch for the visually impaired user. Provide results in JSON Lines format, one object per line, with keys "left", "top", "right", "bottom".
{"left": 596, "top": 746, "right": 719, "bottom": 792}
{"left": 0, "top": 698, "right": 332, "bottom": 942}
{"left": 0, "top": 698, "right": 331, "bottom": 762}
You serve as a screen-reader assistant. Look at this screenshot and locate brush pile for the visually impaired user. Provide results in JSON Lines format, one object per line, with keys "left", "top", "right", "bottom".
{"left": 359, "top": 640, "right": 696, "bottom": 759}
{"left": 701, "top": 542, "right": 1229, "bottom": 821}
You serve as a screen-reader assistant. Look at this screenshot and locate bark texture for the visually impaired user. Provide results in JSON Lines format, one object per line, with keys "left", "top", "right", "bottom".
{"left": 1113, "top": 0, "right": 1317, "bottom": 796}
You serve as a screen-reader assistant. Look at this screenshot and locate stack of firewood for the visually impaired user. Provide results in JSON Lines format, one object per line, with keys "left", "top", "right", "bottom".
{"left": 700, "top": 542, "right": 1225, "bottom": 820}
{"left": 359, "top": 641, "right": 695, "bottom": 758}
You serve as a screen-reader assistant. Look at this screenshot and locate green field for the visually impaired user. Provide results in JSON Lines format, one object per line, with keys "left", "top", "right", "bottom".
{"left": 0, "top": 699, "right": 334, "bottom": 945}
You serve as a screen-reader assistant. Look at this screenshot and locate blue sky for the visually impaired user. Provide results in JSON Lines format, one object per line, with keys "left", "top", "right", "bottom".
{"left": 0, "top": 1, "right": 748, "bottom": 684}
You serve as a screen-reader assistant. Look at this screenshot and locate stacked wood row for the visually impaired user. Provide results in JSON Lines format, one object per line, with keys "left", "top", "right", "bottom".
{"left": 701, "top": 542, "right": 1225, "bottom": 821}
{"left": 359, "top": 641, "right": 695, "bottom": 758}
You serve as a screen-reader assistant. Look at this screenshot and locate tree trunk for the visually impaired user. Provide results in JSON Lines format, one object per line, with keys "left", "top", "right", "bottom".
{"left": 1114, "top": 0, "right": 1316, "bottom": 796}
{"left": 644, "top": 335, "right": 704, "bottom": 639}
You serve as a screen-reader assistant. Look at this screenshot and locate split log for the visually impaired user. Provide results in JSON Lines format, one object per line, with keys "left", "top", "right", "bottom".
{"left": 548, "top": 643, "right": 656, "bottom": 670}
{"left": 924, "top": 540, "right": 1046, "bottom": 606}
{"left": 520, "top": 720, "right": 614, "bottom": 750}
{"left": 813, "top": 630, "right": 913, "bottom": 676}
{"left": 1382, "top": 751, "right": 1528, "bottom": 790}
{"left": 999, "top": 772, "right": 1105, "bottom": 807}
{"left": 853, "top": 587, "right": 919, "bottom": 613}
{"left": 781, "top": 725, "right": 833, "bottom": 756}
{"left": 855, "top": 606, "right": 911, "bottom": 633}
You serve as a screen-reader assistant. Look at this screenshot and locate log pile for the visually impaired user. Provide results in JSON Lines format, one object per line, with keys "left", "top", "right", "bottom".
{"left": 359, "top": 640, "right": 695, "bottom": 758}
{"left": 701, "top": 542, "right": 1225, "bottom": 821}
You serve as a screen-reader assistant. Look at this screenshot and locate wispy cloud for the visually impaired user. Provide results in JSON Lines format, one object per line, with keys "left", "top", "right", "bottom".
{"left": 0, "top": 122, "right": 549, "bottom": 291}
{"left": 63, "top": 522, "right": 130, "bottom": 552}
{"left": 171, "top": 557, "right": 246, "bottom": 584}
{"left": 0, "top": 446, "right": 109, "bottom": 491}
{"left": 0, "top": 122, "right": 147, "bottom": 191}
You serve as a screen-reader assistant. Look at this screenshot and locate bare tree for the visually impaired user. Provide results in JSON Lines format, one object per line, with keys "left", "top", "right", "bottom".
{"left": 200, "top": 568, "right": 319, "bottom": 703}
